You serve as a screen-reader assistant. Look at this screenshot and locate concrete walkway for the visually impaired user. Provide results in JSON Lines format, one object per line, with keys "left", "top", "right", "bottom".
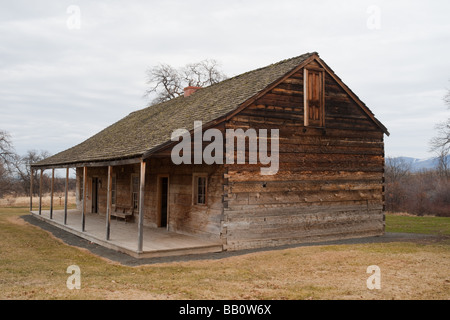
{"left": 30, "top": 209, "right": 223, "bottom": 258}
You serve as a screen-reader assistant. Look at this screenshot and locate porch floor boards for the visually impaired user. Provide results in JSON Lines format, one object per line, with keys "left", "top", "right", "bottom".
{"left": 30, "top": 209, "right": 223, "bottom": 258}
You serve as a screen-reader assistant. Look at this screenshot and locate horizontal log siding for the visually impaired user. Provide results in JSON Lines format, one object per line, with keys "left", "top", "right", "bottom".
{"left": 144, "top": 158, "right": 225, "bottom": 241}
{"left": 222, "top": 64, "right": 385, "bottom": 250}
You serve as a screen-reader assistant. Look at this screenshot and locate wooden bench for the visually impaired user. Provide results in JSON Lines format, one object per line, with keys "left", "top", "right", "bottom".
{"left": 111, "top": 205, "right": 135, "bottom": 223}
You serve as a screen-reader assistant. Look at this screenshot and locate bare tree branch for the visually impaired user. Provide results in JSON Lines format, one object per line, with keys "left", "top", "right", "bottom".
{"left": 430, "top": 119, "right": 450, "bottom": 154}
{"left": 385, "top": 157, "right": 411, "bottom": 184}
{"left": 0, "top": 130, "right": 16, "bottom": 172}
{"left": 12, "top": 149, "right": 52, "bottom": 196}
{"left": 429, "top": 87, "right": 450, "bottom": 176}
{"left": 444, "top": 87, "right": 450, "bottom": 107}
{"left": 144, "top": 59, "right": 227, "bottom": 105}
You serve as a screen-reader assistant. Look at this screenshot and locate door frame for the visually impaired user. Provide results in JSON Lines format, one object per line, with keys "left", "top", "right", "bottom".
{"left": 91, "top": 176, "right": 99, "bottom": 213}
{"left": 156, "top": 174, "right": 170, "bottom": 230}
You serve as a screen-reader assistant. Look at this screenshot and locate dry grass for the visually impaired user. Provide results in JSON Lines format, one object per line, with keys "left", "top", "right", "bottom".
{"left": 0, "top": 208, "right": 449, "bottom": 300}
{"left": 0, "top": 193, "right": 77, "bottom": 208}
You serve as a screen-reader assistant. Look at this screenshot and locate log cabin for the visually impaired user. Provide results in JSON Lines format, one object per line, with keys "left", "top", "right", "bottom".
{"left": 31, "top": 52, "right": 389, "bottom": 254}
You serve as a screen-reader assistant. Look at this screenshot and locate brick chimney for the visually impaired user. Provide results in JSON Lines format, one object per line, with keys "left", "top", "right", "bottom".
{"left": 184, "top": 86, "right": 202, "bottom": 97}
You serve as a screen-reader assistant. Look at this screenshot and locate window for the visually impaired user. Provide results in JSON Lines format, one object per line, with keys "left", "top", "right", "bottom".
{"left": 132, "top": 175, "right": 139, "bottom": 210}
{"left": 193, "top": 174, "right": 207, "bottom": 205}
{"left": 111, "top": 176, "right": 116, "bottom": 205}
{"left": 304, "top": 68, "right": 325, "bottom": 127}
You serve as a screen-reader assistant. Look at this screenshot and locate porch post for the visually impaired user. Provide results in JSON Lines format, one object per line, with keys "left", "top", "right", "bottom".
{"left": 64, "top": 167, "right": 69, "bottom": 225}
{"left": 106, "top": 165, "right": 112, "bottom": 240}
{"left": 39, "top": 169, "right": 43, "bottom": 215}
{"left": 81, "top": 166, "right": 87, "bottom": 232}
{"left": 137, "top": 159, "right": 146, "bottom": 253}
{"left": 50, "top": 168, "right": 54, "bottom": 219}
{"left": 29, "top": 168, "right": 33, "bottom": 212}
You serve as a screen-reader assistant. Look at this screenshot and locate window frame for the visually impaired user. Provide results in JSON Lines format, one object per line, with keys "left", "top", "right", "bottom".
{"left": 192, "top": 173, "right": 208, "bottom": 206}
{"left": 131, "top": 174, "right": 139, "bottom": 210}
{"left": 111, "top": 174, "right": 116, "bottom": 206}
{"left": 304, "top": 67, "right": 325, "bottom": 128}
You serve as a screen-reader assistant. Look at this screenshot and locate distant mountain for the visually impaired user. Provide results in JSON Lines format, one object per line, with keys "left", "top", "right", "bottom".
{"left": 390, "top": 155, "right": 450, "bottom": 172}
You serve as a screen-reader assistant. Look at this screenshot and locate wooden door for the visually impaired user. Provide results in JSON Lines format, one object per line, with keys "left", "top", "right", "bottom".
{"left": 92, "top": 177, "right": 99, "bottom": 213}
{"left": 159, "top": 176, "right": 169, "bottom": 228}
{"left": 304, "top": 68, "right": 324, "bottom": 127}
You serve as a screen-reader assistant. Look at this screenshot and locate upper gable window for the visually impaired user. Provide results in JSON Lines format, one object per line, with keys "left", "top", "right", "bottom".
{"left": 304, "top": 68, "right": 325, "bottom": 127}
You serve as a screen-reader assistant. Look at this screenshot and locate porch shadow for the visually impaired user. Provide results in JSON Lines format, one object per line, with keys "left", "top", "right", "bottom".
{"left": 29, "top": 209, "right": 223, "bottom": 259}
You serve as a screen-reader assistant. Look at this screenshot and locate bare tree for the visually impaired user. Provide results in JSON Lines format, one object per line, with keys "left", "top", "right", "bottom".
{"left": 0, "top": 131, "right": 16, "bottom": 197}
{"left": 445, "top": 87, "right": 450, "bottom": 106}
{"left": 435, "top": 145, "right": 449, "bottom": 178}
{"left": 430, "top": 88, "right": 450, "bottom": 177}
{"left": 430, "top": 119, "right": 450, "bottom": 155}
{"left": 13, "top": 149, "right": 52, "bottom": 196}
{"left": 0, "top": 130, "right": 16, "bottom": 171}
{"left": 144, "top": 59, "right": 227, "bottom": 105}
{"left": 145, "top": 63, "right": 183, "bottom": 104}
{"left": 0, "top": 162, "right": 11, "bottom": 197}
{"left": 385, "top": 157, "right": 411, "bottom": 184}
{"left": 182, "top": 59, "right": 227, "bottom": 87}
{"left": 384, "top": 157, "right": 412, "bottom": 212}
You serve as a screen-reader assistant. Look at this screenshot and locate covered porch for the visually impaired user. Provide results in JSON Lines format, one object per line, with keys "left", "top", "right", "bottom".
{"left": 30, "top": 209, "right": 223, "bottom": 258}
{"left": 29, "top": 157, "right": 224, "bottom": 259}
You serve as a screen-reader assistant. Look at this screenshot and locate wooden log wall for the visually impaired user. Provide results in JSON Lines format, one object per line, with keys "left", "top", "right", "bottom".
{"left": 144, "top": 158, "right": 225, "bottom": 241}
{"left": 222, "top": 62, "right": 385, "bottom": 250}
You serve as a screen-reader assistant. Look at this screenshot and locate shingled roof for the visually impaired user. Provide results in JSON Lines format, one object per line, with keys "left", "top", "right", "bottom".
{"left": 33, "top": 52, "right": 387, "bottom": 168}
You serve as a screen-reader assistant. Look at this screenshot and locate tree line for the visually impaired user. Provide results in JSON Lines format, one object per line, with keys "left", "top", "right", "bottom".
{"left": 385, "top": 88, "right": 450, "bottom": 216}
{"left": 384, "top": 157, "right": 450, "bottom": 216}
{"left": 0, "top": 131, "right": 75, "bottom": 198}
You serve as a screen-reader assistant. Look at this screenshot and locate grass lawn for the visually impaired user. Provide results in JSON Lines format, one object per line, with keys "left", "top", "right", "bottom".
{"left": 0, "top": 207, "right": 449, "bottom": 300}
{"left": 385, "top": 213, "right": 450, "bottom": 236}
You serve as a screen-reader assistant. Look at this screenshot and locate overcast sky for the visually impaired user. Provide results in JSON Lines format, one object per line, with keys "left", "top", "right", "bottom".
{"left": 1, "top": 0, "right": 449, "bottom": 160}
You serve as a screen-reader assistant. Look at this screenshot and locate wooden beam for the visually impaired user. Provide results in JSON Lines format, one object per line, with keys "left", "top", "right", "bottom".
{"left": 64, "top": 167, "right": 69, "bottom": 225}
{"left": 31, "top": 157, "right": 141, "bottom": 171}
{"left": 50, "top": 168, "right": 54, "bottom": 219}
{"left": 81, "top": 167, "right": 87, "bottom": 232}
{"left": 39, "top": 169, "right": 43, "bottom": 215}
{"left": 29, "top": 168, "right": 33, "bottom": 212}
{"left": 106, "top": 165, "right": 112, "bottom": 240}
{"left": 137, "top": 160, "right": 146, "bottom": 253}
